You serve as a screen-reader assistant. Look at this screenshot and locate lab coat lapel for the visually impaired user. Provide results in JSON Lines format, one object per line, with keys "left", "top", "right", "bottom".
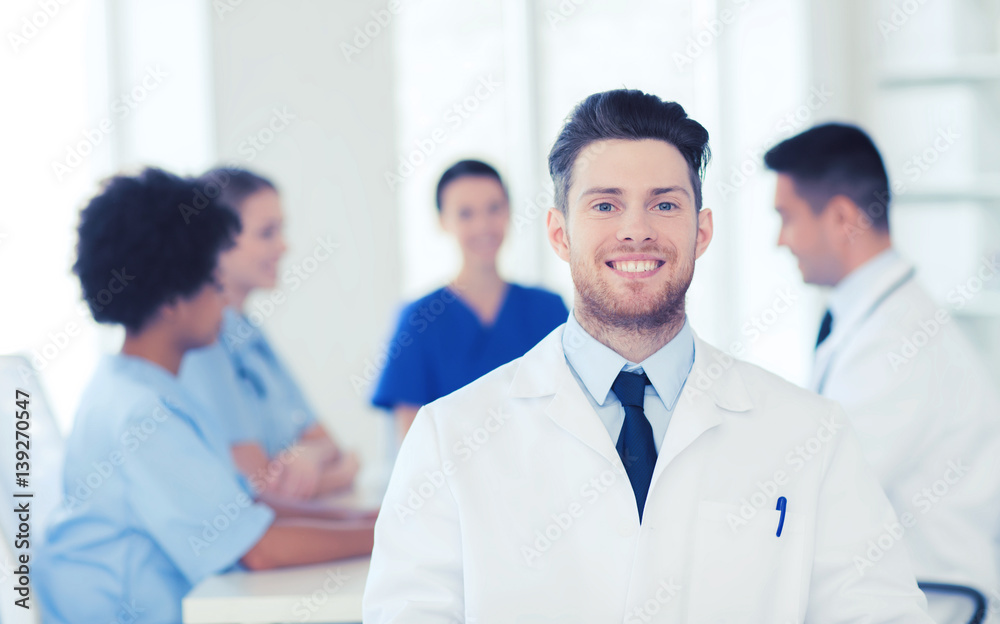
{"left": 653, "top": 335, "right": 752, "bottom": 484}
{"left": 545, "top": 377, "right": 623, "bottom": 464}
{"left": 509, "top": 325, "right": 623, "bottom": 465}
{"left": 510, "top": 327, "right": 755, "bottom": 475}
{"left": 810, "top": 342, "right": 835, "bottom": 393}
{"left": 809, "top": 257, "right": 915, "bottom": 393}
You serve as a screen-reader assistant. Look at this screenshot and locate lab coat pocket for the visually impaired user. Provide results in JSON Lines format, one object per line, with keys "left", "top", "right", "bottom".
{"left": 689, "top": 501, "right": 805, "bottom": 623}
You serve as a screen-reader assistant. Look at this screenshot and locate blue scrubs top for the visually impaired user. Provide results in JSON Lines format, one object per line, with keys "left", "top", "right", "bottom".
{"left": 37, "top": 354, "right": 275, "bottom": 624}
{"left": 180, "top": 308, "right": 317, "bottom": 459}
{"left": 371, "top": 283, "right": 568, "bottom": 409}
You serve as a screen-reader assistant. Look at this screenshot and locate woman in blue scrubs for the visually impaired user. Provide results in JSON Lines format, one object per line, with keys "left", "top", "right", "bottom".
{"left": 372, "top": 160, "right": 568, "bottom": 441}
{"left": 180, "top": 168, "right": 358, "bottom": 501}
{"left": 38, "top": 168, "right": 373, "bottom": 624}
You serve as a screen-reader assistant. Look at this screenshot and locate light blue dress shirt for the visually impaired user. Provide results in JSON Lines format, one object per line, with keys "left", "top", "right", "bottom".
{"left": 37, "top": 354, "right": 275, "bottom": 624}
{"left": 561, "top": 310, "right": 695, "bottom": 452}
{"left": 180, "top": 308, "right": 317, "bottom": 458}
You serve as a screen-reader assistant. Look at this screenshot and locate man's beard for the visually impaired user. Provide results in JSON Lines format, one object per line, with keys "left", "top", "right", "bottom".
{"left": 571, "top": 243, "right": 693, "bottom": 333}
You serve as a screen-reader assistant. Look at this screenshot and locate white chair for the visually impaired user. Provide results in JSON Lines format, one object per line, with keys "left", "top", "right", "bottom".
{"left": 0, "top": 355, "right": 66, "bottom": 624}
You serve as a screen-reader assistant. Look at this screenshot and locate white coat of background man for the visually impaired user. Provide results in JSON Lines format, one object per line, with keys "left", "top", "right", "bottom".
{"left": 765, "top": 123, "right": 1000, "bottom": 620}
{"left": 363, "top": 90, "right": 933, "bottom": 622}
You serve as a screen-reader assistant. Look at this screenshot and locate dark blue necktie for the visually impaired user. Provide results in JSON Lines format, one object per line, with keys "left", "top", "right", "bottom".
{"left": 815, "top": 309, "right": 833, "bottom": 348}
{"left": 612, "top": 370, "right": 656, "bottom": 523}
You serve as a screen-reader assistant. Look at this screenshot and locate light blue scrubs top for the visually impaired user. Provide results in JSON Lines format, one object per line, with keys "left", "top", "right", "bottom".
{"left": 561, "top": 310, "right": 695, "bottom": 452}
{"left": 180, "top": 308, "right": 317, "bottom": 458}
{"left": 37, "top": 354, "right": 275, "bottom": 624}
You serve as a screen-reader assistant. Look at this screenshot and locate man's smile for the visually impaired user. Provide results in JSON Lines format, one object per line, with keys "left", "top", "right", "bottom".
{"left": 605, "top": 254, "right": 666, "bottom": 278}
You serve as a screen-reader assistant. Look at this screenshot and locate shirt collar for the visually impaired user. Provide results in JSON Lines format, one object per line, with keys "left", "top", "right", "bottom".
{"left": 562, "top": 309, "right": 695, "bottom": 411}
{"left": 110, "top": 353, "right": 196, "bottom": 413}
{"left": 827, "top": 248, "right": 900, "bottom": 326}
{"left": 219, "top": 307, "right": 268, "bottom": 356}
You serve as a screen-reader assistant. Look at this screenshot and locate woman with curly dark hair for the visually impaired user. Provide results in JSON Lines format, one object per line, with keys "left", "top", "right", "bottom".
{"left": 37, "top": 168, "right": 374, "bottom": 624}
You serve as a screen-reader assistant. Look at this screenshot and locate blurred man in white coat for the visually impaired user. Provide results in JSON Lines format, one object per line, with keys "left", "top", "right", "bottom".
{"left": 364, "top": 90, "right": 932, "bottom": 622}
{"left": 766, "top": 123, "right": 1000, "bottom": 618}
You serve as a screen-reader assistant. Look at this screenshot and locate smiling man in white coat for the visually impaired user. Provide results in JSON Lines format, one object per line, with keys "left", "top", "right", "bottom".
{"left": 766, "top": 123, "right": 1000, "bottom": 618}
{"left": 363, "top": 90, "right": 932, "bottom": 622}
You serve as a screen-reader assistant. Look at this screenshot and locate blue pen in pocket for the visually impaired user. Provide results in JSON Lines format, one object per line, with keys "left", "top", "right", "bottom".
{"left": 776, "top": 496, "right": 787, "bottom": 537}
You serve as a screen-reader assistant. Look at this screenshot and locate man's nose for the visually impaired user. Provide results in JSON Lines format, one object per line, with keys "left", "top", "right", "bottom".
{"left": 617, "top": 207, "right": 656, "bottom": 242}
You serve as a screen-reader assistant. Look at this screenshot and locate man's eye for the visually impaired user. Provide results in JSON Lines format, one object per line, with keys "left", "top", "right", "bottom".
{"left": 595, "top": 202, "right": 614, "bottom": 212}
{"left": 656, "top": 202, "right": 677, "bottom": 211}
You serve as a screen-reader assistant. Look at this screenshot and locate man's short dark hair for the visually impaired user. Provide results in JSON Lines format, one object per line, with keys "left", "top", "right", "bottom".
{"left": 764, "top": 123, "right": 891, "bottom": 231}
{"left": 547, "top": 89, "right": 711, "bottom": 214}
{"left": 435, "top": 159, "right": 507, "bottom": 212}
{"left": 73, "top": 167, "right": 240, "bottom": 331}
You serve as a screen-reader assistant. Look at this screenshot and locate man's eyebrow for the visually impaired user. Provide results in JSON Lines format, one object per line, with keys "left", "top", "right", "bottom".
{"left": 650, "top": 186, "right": 691, "bottom": 199}
{"left": 580, "top": 187, "right": 623, "bottom": 197}
{"left": 579, "top": 186, "right": 692, "bottom": 199}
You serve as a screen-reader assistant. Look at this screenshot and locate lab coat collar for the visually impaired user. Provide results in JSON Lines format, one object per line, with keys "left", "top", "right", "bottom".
{"left": 510, "top": 325, "right": 752, "bottom": 467}
{"left": 811, "top": 250, "right": 915, "bottom": 391}
{"left": 826, "top": 248, "right": 901, "bottom": 340}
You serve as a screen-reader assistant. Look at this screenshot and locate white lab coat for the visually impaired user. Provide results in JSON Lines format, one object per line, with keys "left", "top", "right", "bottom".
{"left": 364, "top": 326, "right": 932, "bottom": 623}
{"left": 812, "top": 254, "right": 1000, "bottom": 614}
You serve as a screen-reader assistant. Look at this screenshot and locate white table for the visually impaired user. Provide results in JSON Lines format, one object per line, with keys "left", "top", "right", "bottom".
{"left": 182, "top": 555, "right": 370, "bottom": 624}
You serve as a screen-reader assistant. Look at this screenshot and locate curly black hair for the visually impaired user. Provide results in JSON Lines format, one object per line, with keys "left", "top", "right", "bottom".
{"left": 73, "top": 167, "right": 240, "bottom": 331}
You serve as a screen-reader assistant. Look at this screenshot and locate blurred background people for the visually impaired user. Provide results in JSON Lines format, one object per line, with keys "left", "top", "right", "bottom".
{"left": 181, "top": 168, "right": 360, "bottom": 501}
{"left": 765, "top": 124, "right": 1000, "bottom": 615}
{"left": 38, "top": 168, "right": 374, "bottom": 624}
{"left": 371, "top": 159, "right": 567, "bottom": 442}
{"left": 8, "top": 0, "right": 998, "bottom": 492}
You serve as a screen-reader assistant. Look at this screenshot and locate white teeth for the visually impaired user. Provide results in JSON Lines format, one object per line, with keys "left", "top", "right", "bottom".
{"left": 611, "top": 260, "right": 659, "bottom": 273}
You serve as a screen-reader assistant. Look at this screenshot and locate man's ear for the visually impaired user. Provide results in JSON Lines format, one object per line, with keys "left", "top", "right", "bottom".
{"left": 546, "top": 208, "right": 570, "bottom": 262}
{"left": 694, "top": 208, "right": 713, "bottom": 260}
{"left": 826, "top": 195, "right": 868, "bottom": 243}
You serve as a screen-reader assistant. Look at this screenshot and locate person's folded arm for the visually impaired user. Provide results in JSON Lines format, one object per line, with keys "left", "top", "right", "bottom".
{"left": 299, "top": 423, "right": 342, "bottom": 460}
{"left": 240, "top": 518, "right": 375, "bottom": 570}
{"left": 257, "top": 493, "right": 377, "bottom": 522}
